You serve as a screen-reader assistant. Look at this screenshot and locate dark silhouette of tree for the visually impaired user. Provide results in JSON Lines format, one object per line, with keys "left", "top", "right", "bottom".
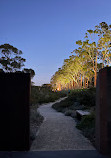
{"left": 22, "top": 68, "right": 35, "bottom": 79}
{"left": 0, "top": 43, "right": 35, "bottom": 81}
{"left": 0, "top": 43, "right": 26, "bottom": 72}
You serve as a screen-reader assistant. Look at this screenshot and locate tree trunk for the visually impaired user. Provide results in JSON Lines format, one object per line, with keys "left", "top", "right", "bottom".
{"left": 87, "top": 79, "right": 89, "bottom": 88}
{"left": 73, "top": 80, "right": 75, "bottom": 89}
{"left": 83, "top": 75, "right": 85, "bottom": 88}
{"left": 94, "top": 56, "right": 97, "bottom": 87}
{"left": 94, "top": 71, "right": 97, "bottom": 87}
{"left": 70, "top": 81, "right": 72, "bottom": 89}
{"left": 84, "top": 78, "right": 86, "bottom": 88}
{"left": 81, "top": 75, "right": 82, "bottom": 88}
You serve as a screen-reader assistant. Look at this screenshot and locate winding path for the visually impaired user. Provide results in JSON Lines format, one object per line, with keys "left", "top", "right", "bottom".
{"left": 31, "top": 97, "right": 95, "bottom": 151}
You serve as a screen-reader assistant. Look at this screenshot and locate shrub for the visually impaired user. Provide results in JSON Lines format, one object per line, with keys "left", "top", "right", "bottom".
{"left": 71, "top": 111, "right": 76, "bottom": 118}
{"left": 76, "top": 112, "right": 96, "bottom": 146}
{"left": 30, "top": 109, "right": 43, "bottom": 124}
{"left": 76, "top": 112, "right": 95, "bottom": 130}
{"left": 30, "top": 106, "right": 44, "bottom": 143}
{"left": 68, "top": 88, "right": 96, "bottom": 107}
{"left": 31, "top": 86, "right": 67, "bottom": 105}
{"left": 64, "top": 110, "right": 74, "bottom": 116}
{"left": 70, "top": 104, "right": 86, "bottom": 110}
{"left": 64, "top": 109, "right": 76, "bottom": 118}
{"left": 52, "top": 97, "right": 72, "bottom": 112}
{"left": 52, "top": 88, "right": 96, "bottom": 119}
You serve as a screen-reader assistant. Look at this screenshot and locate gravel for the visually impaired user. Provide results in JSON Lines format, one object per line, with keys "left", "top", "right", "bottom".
{"left": 30, "top": 97, "right": 95, "bottom": 151}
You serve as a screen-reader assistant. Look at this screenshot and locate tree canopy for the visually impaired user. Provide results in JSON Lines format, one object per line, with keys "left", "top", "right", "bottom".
{"left": 22, "top": 68, "right": 35, "bottom": 79}
{"left": 51, "top": 22, "right": 111, "bottom": 90}
{"left": 0, "top": 44, "right": 25, "bottom": 72}
{"left": 0, "top": 43, "right": 35, "bottom": 79}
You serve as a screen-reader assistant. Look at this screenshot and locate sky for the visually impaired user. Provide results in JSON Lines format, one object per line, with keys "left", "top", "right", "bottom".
{"left": 0, "top": 0, "right": 111, "bottom": 86}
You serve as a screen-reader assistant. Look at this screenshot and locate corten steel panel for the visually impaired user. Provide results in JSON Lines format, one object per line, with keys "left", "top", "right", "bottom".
{"left": 0, "top": 73, "right": 30, "bottom": 151}
{"left": 96, "top": 67, "right": 111, "bottom": 155}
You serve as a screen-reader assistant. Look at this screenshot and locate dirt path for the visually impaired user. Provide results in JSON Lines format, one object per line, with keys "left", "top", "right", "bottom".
{"left": 30, "top": 97, "right": 95, "bottom": 151}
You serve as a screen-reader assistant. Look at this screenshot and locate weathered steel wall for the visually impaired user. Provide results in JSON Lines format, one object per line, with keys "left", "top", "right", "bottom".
{"left": 0, "top": 73, "right": 30, "bottom": 151}
{"left": 96, "top": 67, "right": 111, "bottom": 155}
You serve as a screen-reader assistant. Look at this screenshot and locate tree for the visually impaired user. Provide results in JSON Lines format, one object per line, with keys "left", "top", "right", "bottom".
{"left": 0, "top": 43, "right": 26, "bottom": 72}
{"left": 75, "top": 22, "right": 111, "bottom": 87}
{"left": 74, "top": 47, "right": 94, "bottom": 88}
{"left": 22, "top": 68, "right": 35, "bottom": 79}
{"left": 63, "top": 56, "right": 83, "bottom": 88}
{"left": 0, "top": 43, "right": 35, "bottom": 85}
{"left": 51, "top": 22, "right": 111, "bottom": 89}
{"left": 95, "top": 22, "right": 111, "bottom": 67}
{"left": 76, "top": 39, "right": 99, "bottom": 87}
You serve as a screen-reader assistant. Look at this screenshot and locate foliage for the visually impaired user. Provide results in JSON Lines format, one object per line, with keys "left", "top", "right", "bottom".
{"left": 69, "top": 88, "right": 96, "bottom": 107}
{"left": 22, "top": 68, "right": 35, "bottom": 79}
{"left": 52, "top": 88, "right": 96, "bottom": 113}
{"left": 51, "top": 22, "right": 111, "bottom": 89}
{"left": 30, "top": 86, "right": 67, "bottom": 105}
{"left": 0, "top": 43, "right": 35, "bottom": 81}
{"left": 30, "top": 104, "right": 44, "bottom": 143}
{"left": 76, "top": 112, "right": 95, "bottom": 145}
{"left": 0, "top": 43, "right": 26, "bottom": 72}
{"left": 30, "top": 105, "right": 44, "bottom": 124}
{"left": 64, "top": 109, "right": 76, "bottom": 117}
{"left": 76, "top": 112, "right": 95, "bottom": 130}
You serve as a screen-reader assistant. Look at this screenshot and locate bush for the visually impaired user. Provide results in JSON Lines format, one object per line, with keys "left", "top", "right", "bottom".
{"left": 70, "top": 103, "right": 86, "bottom": 110}
{"left": 30, "top": 108, "right": 43, "bottom": 124}
{"left": 68, "top": 88, "right": 96, "bottom": 107}
{"left": 76, "top": 112, "right": 95, "bottom": 145}
{"left": 52, "top": 88, "right": 96, "bottom": 115}
{"left": 31, "top": 86, "right": 67, "bottom": 105}
{"left": 52, "top": 98, "right": 70, "bottom": 112}
{"left": 64, "top": 110, "right": 74, "bottom": 116}
{"left": 76, "top": 112, "right": 95, "bottom": 130}
{"left": 30, "top": 105, "right": 44, "bottom": 143}
{"left": 64, "top": 109, "right": 76, "bottom": 118}
{"left": 52, "top": 97, "right": 86, "bottom": 112}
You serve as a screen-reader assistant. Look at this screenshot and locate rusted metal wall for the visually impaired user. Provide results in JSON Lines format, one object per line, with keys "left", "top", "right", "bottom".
{"left": 0, "top": 73, "right": 30, "bottom": 151}
{"left": 96, "top": 67, "right": 111, "bottom": 155}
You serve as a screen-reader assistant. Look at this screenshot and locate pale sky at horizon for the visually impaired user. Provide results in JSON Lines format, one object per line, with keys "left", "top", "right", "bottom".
{"left": 0, "top": 0, "right": 111, "bottom": 85}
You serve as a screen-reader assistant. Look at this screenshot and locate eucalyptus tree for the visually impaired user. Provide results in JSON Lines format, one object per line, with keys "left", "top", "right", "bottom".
{"left": 74, "top": 47, "right": 94, "bottom": 88}
{"left": 22, "top": 68, "right": 35, "bottom": 79}
{"left": 82, "top": 22, "right": 111, "bottom": 86}
{"left": 51, "top": 22, "right": 111, "bottom": 89}
{"left": 75, "top": 23, "right": 104, "bottom": 87}
{"left": 95, "top": 22, "right": 111, "bottom": 67}
{"left": 50, "top": 68, "right": 66, "bottom": 90}
{"left": 62, "top": 55, "right": 83, "bottom": 89}
{"left": 0, "top": 43, "right": 26, "bottom": 72}
{"left": 0, "top": 43, "right": 35, "bottom": 82}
